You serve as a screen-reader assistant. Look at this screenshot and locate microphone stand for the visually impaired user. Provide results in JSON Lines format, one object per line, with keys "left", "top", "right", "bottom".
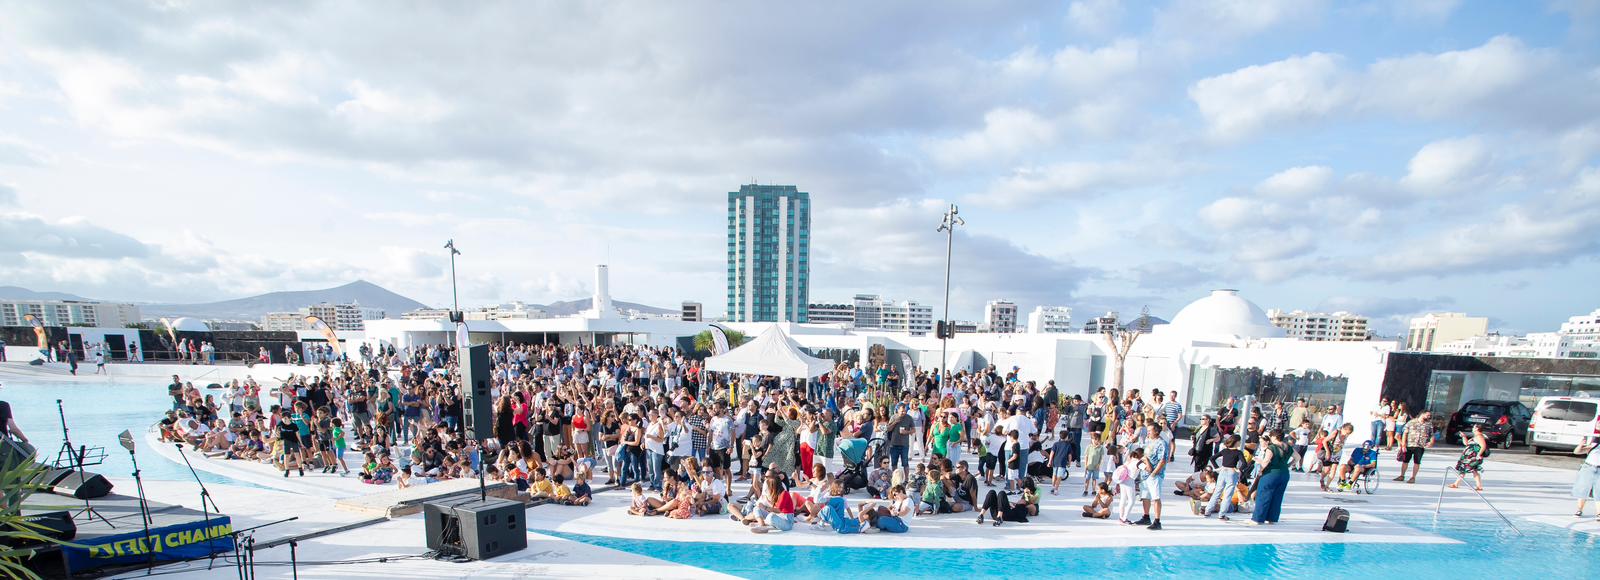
{"left": 123, "top": 445, "right": 155, "bottom": 573}
{"left": 227, "top": 516, "right": 297, "bottom": 580}
{"left": 174, "top": 443, "right": 223, "bottom": 569}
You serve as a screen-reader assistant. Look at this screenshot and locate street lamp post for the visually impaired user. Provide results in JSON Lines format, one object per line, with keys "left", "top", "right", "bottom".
{"left": 937, "top": 203, "right": 964, "bottom": 380}
{"left": 445, "top": 239, "right": 462, "bottom": 346}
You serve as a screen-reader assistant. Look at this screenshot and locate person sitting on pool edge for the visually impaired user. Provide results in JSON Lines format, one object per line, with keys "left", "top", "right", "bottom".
{"left": 977, "top": 476, "right": 1040, "bottom": 526}
{"left": 730, "top": 475, "right": 796, "bottom": 533}
{"left": 1083, "top": 483, "right": 1114, "bottom": 518}
{"left": 560, "top": 469, "right": 593, "bottom": 506}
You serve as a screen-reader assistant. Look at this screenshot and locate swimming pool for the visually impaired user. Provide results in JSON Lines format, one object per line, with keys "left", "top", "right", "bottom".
{"left": 549, "top": 513, "right": 1599, "bottom": 579}
{"left": 1, "top": 378, "right": 254, "bottom": 486}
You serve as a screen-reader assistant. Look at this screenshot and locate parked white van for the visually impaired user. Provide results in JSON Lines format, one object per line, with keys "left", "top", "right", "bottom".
{"left": 1530, "top": 396, "right": 1600, "bottom": 454}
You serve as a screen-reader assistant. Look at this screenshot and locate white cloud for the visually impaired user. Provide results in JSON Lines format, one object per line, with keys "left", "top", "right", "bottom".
{"left": 0, "top": 183, "right": 16, "bottom": 205}
{"left": 1198, "top": 196, "right": 1256, "bottom": 230}
{"left": 0, "top": 136, "right": 52, "bottom": 166}
{"left": 977, "top": 158, "right": 1175, "bottom": 207}
{"left": 1393, "top": 0, "right": 1463, "bottom": 20}
{"left": 811, "top": 198, "right": 1097, "bottom": 316}
{"left": 1067, "top": 0, "right": 1125, "bottom": 36}
{"left": 0, "top": 212, "right": 152, "bottom": 259}
{"left": 1154, "top": 0, "right": 1328, "bottom": 57}
{"left": 1364, "top": 36, "right": 1547, "bottom": 117}
{"left": 1399, "top": 136, "right": 1490, "bottom": 194}
{"left": 926, "top": 107, "right": 1057, "bottom": 166}
{"left": 1190, "top": 36, "right": 1596, "bottom": 139}
{"left": 1189, "top": 52, "right": 1350, "bottom": 140}
{"left": 1256, "top": 165, "right": 1333, "bottom": 197}
{"left": 1365, "top": 167, "right": 1600, "bottom": 278}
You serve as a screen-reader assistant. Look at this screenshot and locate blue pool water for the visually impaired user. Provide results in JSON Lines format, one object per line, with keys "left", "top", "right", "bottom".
{"left": 551, "top": 513, "right": 1599, "bottom": 579}
{"left": 1, "top": 378, "right": 253, "bottom": 487}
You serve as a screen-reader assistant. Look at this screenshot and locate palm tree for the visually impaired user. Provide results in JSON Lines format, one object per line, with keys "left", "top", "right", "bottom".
{"left": 692, "top": 329, "right": 746, "bottom": 355}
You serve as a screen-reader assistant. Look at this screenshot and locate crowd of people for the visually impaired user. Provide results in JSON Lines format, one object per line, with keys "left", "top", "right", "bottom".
{"left": 147, "top": 339, "right": 1516, "bottom": 538}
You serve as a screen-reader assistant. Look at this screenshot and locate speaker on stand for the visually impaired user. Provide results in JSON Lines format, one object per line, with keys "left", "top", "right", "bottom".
{"left": 459, "top": 344, "right": 492, "bottom": 441}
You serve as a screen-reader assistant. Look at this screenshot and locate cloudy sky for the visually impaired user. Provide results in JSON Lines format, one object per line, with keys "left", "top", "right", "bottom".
{"left": 2, "top": 1, "right": 1597, "bottom": 334}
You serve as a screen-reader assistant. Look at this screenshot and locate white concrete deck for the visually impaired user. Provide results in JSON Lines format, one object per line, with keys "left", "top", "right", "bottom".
{"left": 68, "top": 407, "right": 1598, "bottom": 578}
{"left": 103, "top": 479, "right": 732, "bottom": 580}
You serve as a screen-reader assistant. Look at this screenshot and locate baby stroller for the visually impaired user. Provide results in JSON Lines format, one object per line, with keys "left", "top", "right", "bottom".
{"left": 836, "top": 438, "right": 871, "bottom": 494}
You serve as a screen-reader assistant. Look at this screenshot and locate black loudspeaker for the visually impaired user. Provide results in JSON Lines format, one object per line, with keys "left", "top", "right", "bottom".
{"left": 459, "top": 344, "right": 492, "bottom": 441}
{"left": 423, "top": 498, "right": 525, "bottom": 560}
{"left": 51, "top": 471, "right": 113, "bottom": 500}
{"left": 34, "top": 467, "right": 73, "bottom": 487}
{"left": 15, "top": 511, "right": 76, "bottom": 544}
{"left": 423, "top": 500, "right": 458, "bottom": 552}
{"left": 1322, "top": 506, "right": 1349, "bottom": 533}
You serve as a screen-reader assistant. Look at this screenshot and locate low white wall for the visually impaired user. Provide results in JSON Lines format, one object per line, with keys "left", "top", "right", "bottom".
{"left": 0, "top": 360, "right": 308, "bottom": 383}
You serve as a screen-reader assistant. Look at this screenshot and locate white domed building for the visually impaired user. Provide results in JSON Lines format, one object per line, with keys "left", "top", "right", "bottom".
{"left": 168, "top": 317, "right": 211, "bottom": 333}
{"left": 1156, "top": 289, "right": 1285, "bottom": 343}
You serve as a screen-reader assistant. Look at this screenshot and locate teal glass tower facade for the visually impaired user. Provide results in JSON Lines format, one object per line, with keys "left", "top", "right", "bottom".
{"left": 727, "top": 184, "right": 810, "bottom": 322}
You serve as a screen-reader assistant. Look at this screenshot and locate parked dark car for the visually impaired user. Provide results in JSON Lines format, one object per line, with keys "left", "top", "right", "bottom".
{"left": 1446, "top": 400, "right": 1533, "bottom": 449}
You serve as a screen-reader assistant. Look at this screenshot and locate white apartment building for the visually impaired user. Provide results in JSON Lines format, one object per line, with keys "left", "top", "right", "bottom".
{"left": 264, "top": 302, "right": 386, "bottom": 332}
{"left": 879, "top": 299, "right": 934, "bottom": 336}
{"left": 466, "top": 302, "right": 547, "bottom": 321}
{"left": 1406, "top": 312, "right": 1490, "bottom": 352}
{"left": 1026, "top": 306, "right": 1074, "bottom": 334}
{"left": 1082, "top": 312, "right": 1120, "bottom": 334}
{"left": 403, "top": 308, "right": 453, "bottom": 320}
{"left": 1267, "top": 309, "right": 1370, "bottom": 342}
{"left": 985, "top": 300, "right": 1018, "bottom": 333}
{"left": 804, "top": 294, "right": 934, "bottom": 335}
{"left": 0, "top": 299, "right": 142, "bottom": 328}
{"left": 1560, "top": 308, "right": 1600, "bottom": 358}
{"left": 261, "top": 312, "right": 306, "bottom": 332}
{"left": 1436, "top": 308, "right": 1600, "bottom": 359}
{"left": 806, "top": 302, "right": 855, "bottom": 325}
{"left": 1436, "top": 333, "right": 1558, "bottom": 358}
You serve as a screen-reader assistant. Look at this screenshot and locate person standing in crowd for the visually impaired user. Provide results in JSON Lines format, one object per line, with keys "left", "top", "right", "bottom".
{"left": 1191, "top": 415, "right": 1220, "bottom": 472}
{"left": 1394, "top": 411, "right": 1434, "bottom": 484}
{"left": 887, "top": 405, "right": 913, "bottom": 473}
{"left": 1319, "top": 405, "right": 1344, "bottom": 439}
{"left": 1572, "top": 438, "right": 1600, "bottom": 521}
{"left": 1371, "top": 399, "right": 1392, "bottom": 448}
{"left": 1448, "top": 425, "right": 1488, "bottom": 492}
{"left": 1137, "top": 423, "right": 1170, "bottom": 530}
{"left": 1248, "top": 430, "right": 1291, "bottom": 526}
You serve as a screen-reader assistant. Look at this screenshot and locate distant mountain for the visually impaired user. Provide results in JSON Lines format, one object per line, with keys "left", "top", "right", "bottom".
{"left": 540, "top": 298, "right": 676, "bottom": 317}
{"left": 142, "top": 280, "right": 430, "bottom": 321}
{"left": 0, "top": 286, "right": 95, "bottom": 301}
{"left": 1123, "top": 316, "right": 1169, "bottom": 330}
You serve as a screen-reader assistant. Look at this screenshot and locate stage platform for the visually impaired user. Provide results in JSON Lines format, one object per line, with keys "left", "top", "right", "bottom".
{"left": 20, "top": 492, "right": 233, "bottom": 578}
{"left": 332, "top": 479, "right": 517, "bottom": 518}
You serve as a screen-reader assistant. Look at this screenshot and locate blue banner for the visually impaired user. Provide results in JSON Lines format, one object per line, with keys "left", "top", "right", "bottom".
{"left": 64, "top": 516, "right": 234, "bottom": 572}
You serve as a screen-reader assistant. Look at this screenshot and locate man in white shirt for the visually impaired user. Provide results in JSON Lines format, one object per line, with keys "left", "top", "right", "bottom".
{"left": 709, "top": 404, "right": 734, "bottom": 488}
{"left": 644, "top": 410, "right": 667, "bottom": 491}
{"left": 668, "top": 408, "right": 693, "bottom": 475}
{"left": 1320, "top": 405, "right": 1344, "bottom": 438}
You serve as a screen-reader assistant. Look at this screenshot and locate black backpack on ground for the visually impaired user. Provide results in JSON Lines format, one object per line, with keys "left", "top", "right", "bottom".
{"left": 1322, "top": 507, "right": 1349, "bottom": 533}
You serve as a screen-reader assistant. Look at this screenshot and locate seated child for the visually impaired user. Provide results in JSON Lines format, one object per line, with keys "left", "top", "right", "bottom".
{"left": 1082, "top": 483, "right": 1114, "bottom": 519}
{"left": 557, "top": 470, "right": 593, "bottom": 506}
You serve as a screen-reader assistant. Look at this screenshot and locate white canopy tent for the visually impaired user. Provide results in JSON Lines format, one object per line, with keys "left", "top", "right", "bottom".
{"left": 703, "top": 326, "right": 835, "bottom": 379}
